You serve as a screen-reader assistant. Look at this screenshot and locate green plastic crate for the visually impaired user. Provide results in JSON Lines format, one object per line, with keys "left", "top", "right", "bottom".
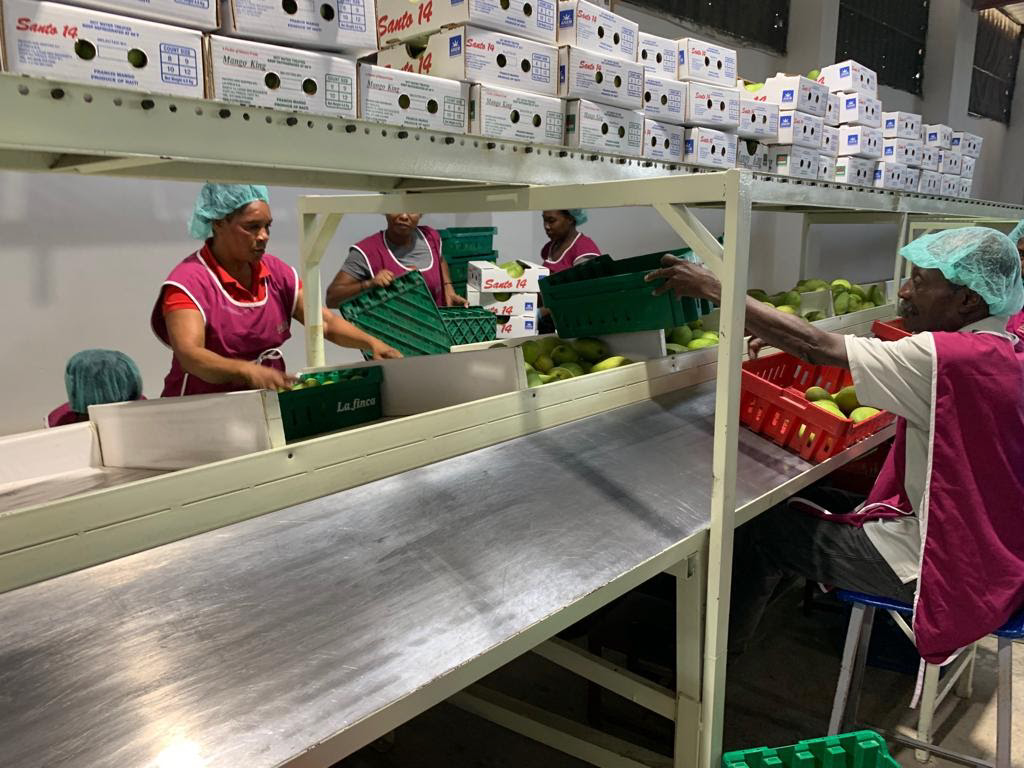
{"left": 539, "top": 251, "right": 701, "bottom": 338}
{"left": 440, "top": 226, "right": 497, "bottom": 258}
{"left": 439, "top": 306, "right": 497, "bottom": 345}
{"left": 278, "top": 366, "right": 382, "bottom": 442}
{"left": 722, "top": 730, "right": 900, "bottom": 768}
{"left": 338, "top": 271, "right": 452, "bottom": 357}
{"left": 448, "top": 251, "right": 498, "bottom": 285}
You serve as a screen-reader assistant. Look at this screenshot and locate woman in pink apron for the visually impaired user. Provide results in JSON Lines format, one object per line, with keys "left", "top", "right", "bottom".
{"left": 325, "top": 213, "right": 468, "bottom": 308}
{"left": 46, "top": 349, "right": 144, "bottom": 427}
{"left": 1006, "top": 219, "right": 1024, "bottom": 337}
{"left": 152, "top": 184, "right": 400, "bottom": 398}
{"left": 540, "top": 209, "right": 602, "bottom": 275}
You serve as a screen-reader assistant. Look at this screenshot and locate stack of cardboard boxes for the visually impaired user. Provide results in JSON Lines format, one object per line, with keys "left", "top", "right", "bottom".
{"left": 466, "top": 260, "right": 549, "bottom": 339}
{"left": 757, "top": 72, "right": 829, "bottom": 180}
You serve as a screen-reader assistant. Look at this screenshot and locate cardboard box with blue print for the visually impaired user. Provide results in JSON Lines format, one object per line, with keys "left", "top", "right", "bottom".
{"left": 775, "top": 110, "right": 822, "bottom": 149}
{"left": 737, "top": 139, "right": 768, "bottom": 171}
{"left": 377, "top": 25, "right": 558, "bottom": 96}
{"left": 497, "top": 313, "right": 539, "bottom": 338}
{"left": 769, "top": 145, "right": 817, "bottom": 179}
{"left": 564, "top": 98, "right": 643, "bottom": 155}
{"left": 951, "top": 131, "right": 982, "bottom": 157}
{"left": 817, "top": 59, "right": 877, "bottom": 97}
{"left": 923, "top": 123, "right": 952, "bottom": 149}
{"left": 756, "top": 74, "right": 827, "bottom": 117}
{"left": 375, "top": 0, "right": 557, "bottom": 47}
{"left": 557, "top": 0, "right": 636, "bottom": 61}
{"left": 938, "top": 150, "right": 961, "bottom": 175}
{"left": 960, "top": 154, "right": 976, "bottom": 179}
{"left": 206, "top": 36, "right": 356, "bottom": 118}
{"left": 873, "top": 161, "right": 905, "bottom": 190}
{"left": 918, "top": 169, "right": 941, "bottom": 194}
{"left": 683, "top": 83, "right": 739, "bottom": 129}
{"left": 882, "top": 111, "right": 921, "bottom": 139}
{"left": 839, "top": 125, "right": 882, "bottom": 159}
{"left": 818, "top": 153, "right": 836, "bottom": 181}
{"left": 684, "top": 127, "right": 736, "bottom": 169}
{"left": 820, "top": 124, "right": 839, "bottom": 157}
{"left": 221, "top": 0, "right": 376, "bottom": 54}
{"left": 677, "top": 36, "right": 735, "bottom": 85}
{"left": 643, "top": 118, "right": 683, "bottom": 162}
{"left": 838, "top": 91, "right": 880, "bottom": 128}
{"left": 61, "top": 0, "right": 218, "bottom": 29}
{"left": 468, "top": 260, "right": 549, "bottom": 293}
{"left": 638, "top": 32, "right": 675, "bottom": 78}
{"left": 466, "top": 288, "right": 539, "bottom": 317}
{"left": 737, "top": 98, "right": 778, "bottom": 141}
{"left": 834, "top": 156, "right": 874, "bottom": 187}
{"left": 882, "top": 138, "right": 920, "bottom": 168}
{"left": 357, "top": 63, "right": 469, "bottom": 132}
{"left": 0, "top": 0, "right": 204, "bottom": 97}
{"left": 558, "top": 46, "right": 643, "bottom": 109}
{"left": 642, "top": 75, "right": 685, "bottom": 124}
{"left": 468, "top": 83, "right": 564, "bottom": 144}
{"left": 824, "top": 92, "right": 840, "bottom": 126}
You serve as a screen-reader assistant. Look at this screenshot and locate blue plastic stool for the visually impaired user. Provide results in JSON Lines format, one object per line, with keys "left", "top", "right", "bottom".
{"left": 828, "top": 590, "right": 1024, "bottom": 768}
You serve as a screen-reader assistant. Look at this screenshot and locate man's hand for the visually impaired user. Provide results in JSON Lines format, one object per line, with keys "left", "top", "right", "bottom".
{"left": 747, "top": 336, "right": 767, "bottom": 359}
{"left": 369, "top": 341, "right": 403, "bottom": 360}
{"left": 371, "top": 269, "right": 396, "bottom": 289}
{"left": 644, "top": 255, "right": 721, "bottom": 301}
{"left": 445, "top": 287, "right": 469, "bottom": 307}
{"left": 239, "top": 362, "right": 295, "bottom": 391}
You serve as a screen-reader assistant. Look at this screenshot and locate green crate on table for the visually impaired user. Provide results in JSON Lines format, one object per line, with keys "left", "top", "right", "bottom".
{"left": 539, "top": 251, "right": 701, "bottom": 338}
{"left": 439, "top": 307, "right": 497, "bottom": 345}
{"left": 278, "top": 366, "right": 382, "bottom": 442}
{"left": 447, "top": 251, "right": 498, "bottom": 285}
{"left": 440, "top": 227, "right": 497, "bottom": 258}
{"left": 722, "top": 730, "right": 900, "bottom": 768}
{"left": 338, "top": 271, "right": 452, "bottom": 357}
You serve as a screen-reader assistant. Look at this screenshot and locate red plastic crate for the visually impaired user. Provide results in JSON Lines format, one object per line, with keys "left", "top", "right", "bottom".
{"left": 740, "top": 353, "right": 896, "bottom": 463}
{"left": 871, "top": 317, "right": 910, "bottom": 341}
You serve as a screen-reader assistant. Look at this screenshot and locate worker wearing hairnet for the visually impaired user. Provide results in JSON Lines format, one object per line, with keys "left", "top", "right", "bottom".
{"left": 647, "top": 227, "right": 1024, "bottom": 663}
{"left": 1005, "top": 219, "right": 1024, "bottom": 336}
{"left": 151, "top": 183, "right": 400, "bottom": 397}
{"left": 540, "top": 209, "right": 601, "bottom": 274}
{"left": 46, "top": 349, "right": 144, "bottom": 427}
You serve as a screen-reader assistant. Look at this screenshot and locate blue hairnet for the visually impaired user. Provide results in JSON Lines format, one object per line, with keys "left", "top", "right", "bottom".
{"left": 1009, "top": 219, "right": 1024, "bottom": 244}
{"left": 188, "top": 183, "right": 269, "bottom": 240}
{"left": 900, "top": 227, "right": 1024, "bottom": 316}
{"left": 566, "top": 209, "right": 588, "bottom": 225}
{"left": 65, "top": 350, "right": 143, "bottom": 414}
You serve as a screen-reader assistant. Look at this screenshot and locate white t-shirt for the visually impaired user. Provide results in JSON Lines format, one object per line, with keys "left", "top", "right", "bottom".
{"left": 843, "top": 316, "right": 1016, "bottom": 583}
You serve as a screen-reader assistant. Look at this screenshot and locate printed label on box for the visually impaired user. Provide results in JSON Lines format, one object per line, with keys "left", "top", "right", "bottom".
{"left": 683, "top": 127, "right": 736, "bottom": 168}
{"left": 376, "top": 0, "right": 557, "bottom": 47}
{"left": 469, "top": 83, "right": 564, "bottom": 144}
{"left": 565, "top": 99, "right": 643, "bottom": 156}
{"left": 229, "top": 0, "right": 376, "bottom": 52}
{"left": 359, "top": 64, "right": 468, "bottom": 132}
{"left": 737, "top": 99, "right": 778, "bottom": 140}
{"left": 643, "top": 119, "right": 684, "bottom": 162}
{"left": 642, "top": 76, "right": 685, "bottom": 124}
{"left": 559, "top": 46, "right": 644, "bottom": 109}
{"left": 638, "top": 32, "right": 676, "bottom": 78}
{"left": 684, "top": 84, "right": 739, "bottom": 128}
{"left": 677, "top": 36, "right": 736, "bottom": 85}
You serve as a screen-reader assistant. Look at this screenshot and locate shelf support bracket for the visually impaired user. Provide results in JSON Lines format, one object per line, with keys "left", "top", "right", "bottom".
{"left": 48, "top": 154, "right": 171, "bottom": 174}
{"left": 653, "top": 203, "right": 724, "bottom": 276}
{"left": 300, "top": 212, "right": 342, "bottom": 368}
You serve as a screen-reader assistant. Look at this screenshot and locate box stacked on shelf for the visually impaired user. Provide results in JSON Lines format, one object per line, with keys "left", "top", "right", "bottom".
{"left": 669, "top": 37, "right": 738, "bottom": 169}
{"left": 951, "top": 130, "right": 983, "bottom": 198}
{"left": 758, "top": 73, "right": 827, "bottom": 179}
{"left": 467, "top": 259, "right": 550, "bottom": 338}
{"left": 816, "top": 60, "right": 888, "bottom": 187}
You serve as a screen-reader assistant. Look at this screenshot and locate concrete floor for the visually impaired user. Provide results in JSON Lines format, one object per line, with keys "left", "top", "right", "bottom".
{"left": 339, "top": 586, "right": 1022, "bottom": 767}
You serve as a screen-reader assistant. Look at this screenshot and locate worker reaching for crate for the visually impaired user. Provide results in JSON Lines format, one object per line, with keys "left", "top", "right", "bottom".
{"left": 645, "top": 227, "right": 1024, "bottom": 663}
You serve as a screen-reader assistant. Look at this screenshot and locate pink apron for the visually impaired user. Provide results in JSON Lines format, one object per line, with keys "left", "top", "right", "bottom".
{"left": 151, "top": 249, "right": 298, "bottom": 397}
{"left": 541, "top": 232, "right": 602, "bottom": 275}
{"left": 46, "top": 403, "right": 87, "bottom": 428}
{"left": 351, "top": 226, "right": 445, "bottom": 306}
{"left": 1006, "top": 309, "right": 1024, "bottom": 337}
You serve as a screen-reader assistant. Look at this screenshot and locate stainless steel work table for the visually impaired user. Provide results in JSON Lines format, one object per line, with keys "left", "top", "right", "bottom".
{"left": 0, "top": 381, "right": 891, "bottom": 768}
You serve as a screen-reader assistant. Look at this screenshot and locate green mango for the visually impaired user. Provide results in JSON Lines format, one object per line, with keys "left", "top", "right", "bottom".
{"left": 687, "top": 338, "right": 718, "bottom": 349}
{"left": 571, "top": 337, "right": 609, "bottom": 362}
{"left": 768, "top": 292, "right": 788, "bottom": 307}
{"left": 850, "top": 406, "right": 881, "bottom": 423}
{"left": 802, "top": 278, "right": 830, "bottom": 292}
{"left": 493, "top": 292, "right": 512, "bottom": 301}
{"left": 699, "top": 330, "right": 720, "bottom": 341}
{"left": 833, "top": 292, "right": 851, "bottom": 315}
{"left": 833, "top": 386, "right": 862, "bottom": 415}
{"left": 669, "top": 325, "right": 694, "bottom": 346}
{"left": 687, "top": 319, "right": 704, "bottom": 331}
{"left": 783, "top": 290, "right": 802, "bottom": 308}
{"left": 665, "top": 342, "right": 687, "bottom": 354}
{"left": 804, "top": 310, "right": 826, "bottom": 322}
{"left": 812, "top": 399, "right": 846, "bottom": 418}
{"left": 860, "top": 301, "right": 876, "bottom": 310}
{"left": 550, "top": 344, "right": 580, "bottom": 365}
{"left": 847, "top": 294, "right": 864, "bottom": 313}
{"left": 869, "top": 284, "right": 886, "bottom": 306}
{"left": 831, "top": 279, "right": 852, "bottom": 295}
{"left": 520, "top": 339, "right": 541, "bottom": 365}
{"left": 499, "top": 261, "right": 525, "bottom": 278}
{"left": 559, "top": 362, "right": 585, "bottom": 376}
{"left": 591, "top": 355, "right": 632, "bottom": 371}
{"left": 776, "top": 305, "right": 799, "bottom": 314}
{"left": 534, "top": 354, "right": 555, "bottom": 373}
{"left": 804, "top": 386, "right": 831, "bottom": 402}
{"left": 547, "top": 366, "right": 576, "bottom": 381}
{"left": 850, "top": 284, "right": 868, "bottom": 300}
{"left": 527, "top": 371, "right": 544, "bottom": 388}
{"left": 747, "top": 288, "right": 769, "bottom": 302}
{"left": 537, "top": 337, "right": 561, "bottom": 356}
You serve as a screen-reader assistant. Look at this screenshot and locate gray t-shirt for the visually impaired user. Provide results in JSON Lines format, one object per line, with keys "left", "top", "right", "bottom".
{"left": 342, "top": 230, "right": 433, "bottom": 282}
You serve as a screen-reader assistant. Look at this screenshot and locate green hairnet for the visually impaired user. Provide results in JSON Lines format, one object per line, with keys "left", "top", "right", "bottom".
{"left": 566, "top": 209, "right": 588, "bottom": 225}
{"left": 188, "top": 183, "right": 270, "bottom": 240}
{"left": 1009, "top": 219, "right": 1024, "bottom": 244}
{"left": 900, "top": 227, "right": 1024, "bottom": 316}
{"left": 65, "top": 350, "right": 143, "bottom": 414}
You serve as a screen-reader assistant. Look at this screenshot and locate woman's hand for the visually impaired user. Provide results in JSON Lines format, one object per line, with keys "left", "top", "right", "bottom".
{"left": 238, "top": 362, "right": 295, "bottom": 391}
{"left": 445, "top": 286, "right": 469, "bottom": 307}
{"left": 371, "top": 269, "right": 396, "bottom": 289}
{"left": 369, "top": 341, "right": 403, "bottom": 360}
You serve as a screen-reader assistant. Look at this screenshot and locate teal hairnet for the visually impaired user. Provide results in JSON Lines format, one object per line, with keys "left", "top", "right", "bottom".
{"left": 1009, "top": 219, "right": 1024, "bottom": 244}
{"left": 65, "top": 350, "right": 143, "bottom": 414}
{"left": 188, "top": 183, "right": 269, "bottom": 240}
{"left": 900, "top": 227, "right": 1024, "bottom": 316}
{"left": 566, "top": 209, "right": 588, "bottom": 225}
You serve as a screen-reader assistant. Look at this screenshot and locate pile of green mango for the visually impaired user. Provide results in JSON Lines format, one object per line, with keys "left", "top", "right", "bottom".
{"left": 747, "top": 277, "right": 885, "bottom": 321}
{"left": 664, "top": 318, "right": 720, "bottom": 353}
{"left": 829, "top": 279, "right": 885, "bottom": 315}
{"left": 521, "top": 336, "right": 632, "bottom": 387}
{"left": 797, "top": 384, "right": 881, "bottom": 446}
{"left": 278, "top": 369, "right": 364, "bottom": 393}
{"left": 498, "top": 261, "right": 525, "bottom": 278}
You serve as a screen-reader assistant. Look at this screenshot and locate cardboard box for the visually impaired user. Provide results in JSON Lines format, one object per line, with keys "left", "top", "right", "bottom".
{"left": 736, "top": 138, "right": 768, "bottom": 171}
{"left": 643, "top": 118, "right": 683, "bottom": 162}
{"left": 60, "top": 0, "right": 218, "bottom": 29}
{"left": 960, "top": 154, "right": 976, "bottom": 179}
{"left": 818, "top": 59, "right": 877, "bottom": 96}
{"left": 769, "top": 145, "right": 818, "bottom": 179}
{"left": 873, "top": 161, "right": 905, "bottom": 190}
{"left": 677, "top": 36, "right": 736, "bottom": 85}
{"left": 839, "top": 125, "right": 882, "bottom": 159}
{"left": 940, "top": 173, "right": 959, "bottom": 196}
{"left": 557, "top": 0, "right": 637, "bottom": 61}
{"left": 958, "top": 175, "right": 973, "bottom": 198}
{"left": 683, "top": 83, "right": 739, "bottom": 129}
{"left": 469, "top": 83, "right": 564, "bottom": 145}
{"left": 205, "top": 36, "right": 356, "bottom": 117}
{"left": 818, "top": 153, "right": 836, "bottom": 182}
{"left": 737, "top": 98, "right": 778, "bottom": 141}
{"left": 638, "top": 32, "right": 675, "bottom": 78}
{"left": 903, "top": 166, "right": 920, "bottom": 192}
{"left": 358, "top": 63, "right": 469, "bottom": 132}
{"left": 881, "top": 138, "right": 920, "bottom": 168}
{"left": 923, "top": 123, "right": 952, "bottom": 149}
{"left": 1, "top": 0, "right": 204, "bottom": 97}
{"left": 558, "top": 46, "right": 643, "bottom": 109}
{"left": 918, "top": 144, "right": 938, "bottom": 171}
{"left": 466, "top": 287, "right": 538, "bottom": 316}
{"left": 468, "top": 259, "right": 549, "bottom": 292}
{"left": 938, "top": 150, "right": 962, "bottom": 175}
{"left": 642, "top": 75, "right": 685, "bottom": 124}
{"left": 882, "top": 110, "right": 921, "bottom": 140}
{"left": 222, "top": 0, "right": 375, "bottom": 53}
{"left": 951, "top": 131, "right": 983, "bottom": 157}
{"left": 683, "top": 127, "right": 736, "bottom": 169}
{"left": 824, "top": 92, "right": 840, "bottom": 126}
{"left": 838, "top": 91, "right": 880, "bottom": 128}
{"left": 834, "top": 156, "right": 875, "bottom": 187}
{"left": 375, "top": 0, "right": 558, "bottom": 47}
{"left": 918, "top": 169, "right": 941, "bottom": 194}
{"left": 775, "top": 110, "right": 822, "bottom": 149}
{"left": 378, "top": 26, "right": 557, "bottom": 96}
{"left": 564, "top": 98, "right": 643, "bottom": 156}
{"left": 820, "top": 124, "right": 839, "bottom": 157}
{"left": 496, "top": 314, "right": 538, "bottom": 338}
{"left": 757, "top": 74, "right": 828, "bottom": 117}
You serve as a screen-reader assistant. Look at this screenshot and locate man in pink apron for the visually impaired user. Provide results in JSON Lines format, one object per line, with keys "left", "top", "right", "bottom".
{"left": 647, "top": 227, "right": 1024, "bottom": 662}
{"left": 152, "top": 184, "right": 400, "bottom": 398}
{"left": 325, "top": 213, "right": 468, "bottom": 308}
{"left": 540, "top": 209, "right": 602, "bottom": 275}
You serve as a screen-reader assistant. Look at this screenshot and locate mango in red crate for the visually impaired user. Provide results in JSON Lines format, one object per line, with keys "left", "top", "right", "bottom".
{"left": 834, "top": 386, "right": 862, "bottom": 415}
{"left": 805, "top": 386, "right": 831, "bottom": 401}
{"left": 850, "top": 406, "right": 880, "bottom": 422}
{"left": 813, "top": 400, "right": 846, "bottom": 418}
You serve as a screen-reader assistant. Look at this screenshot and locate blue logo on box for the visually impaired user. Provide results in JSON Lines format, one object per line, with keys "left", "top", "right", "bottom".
{"left": 928, "top": 132, "right": 937, "bottom": 141}
{"left": 846, "top": 97, "right": 856, "bottom": 109}
{"left": 885, "top": 118, "right": 896, "bottom": 129}
{"left": 559, "top": 9, "right": 574, "bottom": 27}
{"left": 847, "top": 135, "right": 858, "bottom": 145}
{"left": 952, "top": 137, "right": 961, "bottom": 145}
{"left": 780, "top": 115, "right": 792, "bottom": 127}
{"left": 685, "top": 139, "right": 694, "bottom": 152}
{"left": 679, "top": 50, "right": 685, "bottom": 65}
{"left": 840, "top": 65, "right": 850, "bottom": 77}
{"left": 885, "top": 146, "right": 893, "bottom": 155}
{"left": 782, "top": 89, "right": 794, "bottom": 102}
{"left": 449, "top": 34, "right": 462, "bottom": 56}
{"left": 875, "top": 169, "right": 882, "bottom": 179}
{"left": 525, "top": 320, "right": 535, "bottom": 330}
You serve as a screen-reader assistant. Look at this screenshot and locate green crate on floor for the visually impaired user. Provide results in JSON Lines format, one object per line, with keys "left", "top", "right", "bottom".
{"left": 722, "top": 730, "right": 900, "bottom": 768}
{"left": 278, "top": 366, "right": 382, "bottom": 442}
{"left": 439, "top": 306, "right": 497, "bottom": 345}
{"left": 448, "top": 251, "right": 498, "bottom": 285}
{"left": 338, "top": 271, "right": 452, "bottom": 357}
{"left": 440, "top": 227, "right": 497, "bottom": 258}
{"left": 539, "top": 251, "right": 701, "bottom": 338}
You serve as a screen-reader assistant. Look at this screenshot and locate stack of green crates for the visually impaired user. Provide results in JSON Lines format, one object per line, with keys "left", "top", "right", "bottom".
{"left": 439, "top": 307, "right": 497, "bottom": 345}
{"left": 440, "top": 227, "right": 498, "bottom": 298}
{"left": 722, "top": 730, "right": 901, "bottom": 768}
